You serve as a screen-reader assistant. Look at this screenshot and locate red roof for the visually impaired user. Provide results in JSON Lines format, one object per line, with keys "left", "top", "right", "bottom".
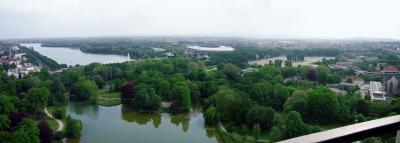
{"left": 383, "top": 65, "right": 399, "bottom": 71}
{"left": 350, "top": 76, "right": 364, "bottom": 81}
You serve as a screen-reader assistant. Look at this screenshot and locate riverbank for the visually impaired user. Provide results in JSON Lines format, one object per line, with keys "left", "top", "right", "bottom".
{"left": 96, "top": 91, "right": 121, "bottom": 106}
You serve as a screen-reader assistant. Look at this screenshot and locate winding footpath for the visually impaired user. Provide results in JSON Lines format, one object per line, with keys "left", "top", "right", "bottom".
{"left": 44, "top": 107, "right": 64, "bottom": 131}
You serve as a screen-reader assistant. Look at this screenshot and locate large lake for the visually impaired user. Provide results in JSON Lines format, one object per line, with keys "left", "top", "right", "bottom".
{"left": 65, "top": 102, "right": 220, "bottom": 143}
{"left": 20, "top": 43, "right": 131, "bottom": 66}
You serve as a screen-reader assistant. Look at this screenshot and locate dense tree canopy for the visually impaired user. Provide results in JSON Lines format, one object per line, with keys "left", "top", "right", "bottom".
{"left": 70, "top": 80, "right": 97, "bottom": 101}
{"left": 214, "top": 87, "right": 241, "bottom": 122}
{"left": 246, "top": 105, "right": 275, "bottom": 131}
{"left": 26, "top": 87, "right": 50, "bottom": 112}
{"left": 133, "top": 84, "right": 161, "bottom": 112}
{"left": 66, "top": 116, "right": 83, "bottom": 138}
{"left": 282, "top": 111, "right": 310, "bottom": 140}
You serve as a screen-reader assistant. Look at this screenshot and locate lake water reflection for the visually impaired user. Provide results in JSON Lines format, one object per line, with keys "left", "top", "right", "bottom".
{"left": 66, "top": 102, "right": 220, "bottom": 143}
{"left": 20, "top": 43, "right": 131, "bottom": 66}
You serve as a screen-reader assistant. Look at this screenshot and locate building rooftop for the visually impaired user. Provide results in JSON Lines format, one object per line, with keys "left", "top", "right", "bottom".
{"left": 370, "top": 81, "right": 384, "bottom": 93}
{"left": 186, "top": 45, "right": 234, "bottom": 52}
{"left": 383, "top": 65, "right": 399, "bottom": 72}
{"left": 151, "top": 47, "right": 166, "bottom": 52}
{"left": 349, "top": 76, "right": 364, "bottom": 82}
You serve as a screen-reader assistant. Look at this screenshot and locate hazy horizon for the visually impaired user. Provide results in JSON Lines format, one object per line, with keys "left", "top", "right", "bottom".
{"left": 1, "top": 0, "right": 400, "bottom": 40}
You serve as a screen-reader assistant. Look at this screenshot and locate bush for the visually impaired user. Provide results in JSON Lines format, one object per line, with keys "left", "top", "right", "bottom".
{"left": 204, "top": 106, "right": 218, "bottom": 125}
{"left": 246, "top": 105, "right": 275, "bottom": 131}
{"left": 53, "top": 108, "right": 66, "bottom": 119}
{"left": 121, "top": 81, "right": 136, "bottom": 102}
{"left": 54, "top": 131, "right": 65, "bottom": 140}
{"left": 66, "top": 116, "right": 83, "bottom": 138}
{"left": 38, "top": 121, "right": 54, "bottom": 143}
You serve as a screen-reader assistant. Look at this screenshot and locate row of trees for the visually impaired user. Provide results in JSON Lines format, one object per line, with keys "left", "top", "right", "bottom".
{"left": 19, "top": 47, "right": 67, "bottom": 70}
{"left": 209, "top": 47, "right": 340, "bottom": 68}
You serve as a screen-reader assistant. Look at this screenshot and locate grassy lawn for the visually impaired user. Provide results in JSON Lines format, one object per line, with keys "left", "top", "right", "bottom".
{"left": 46, "top": 105, "right": 67, "bottom": 132}
{"left": 97, "top": 91, "right": 121, "bottom": 106}
{"left": 45, "top": 117, "right": 59, "bottom": 131}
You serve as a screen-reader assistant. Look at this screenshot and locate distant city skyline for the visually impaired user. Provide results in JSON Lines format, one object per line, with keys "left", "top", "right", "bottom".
{"left": 0, "top": 0, "right": 400, "bottom": 39}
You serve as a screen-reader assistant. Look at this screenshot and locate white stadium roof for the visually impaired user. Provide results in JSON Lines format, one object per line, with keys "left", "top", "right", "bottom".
{"left": 186, "top": 45, "right": 234, "bottom": 52}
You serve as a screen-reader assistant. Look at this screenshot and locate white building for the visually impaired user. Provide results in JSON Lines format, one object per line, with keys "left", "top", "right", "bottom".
{"left": 185, "top": 45, "right": 234, "bottom": 60}
{"left": 369, "top": 81, "right": 386, "bottom": 101}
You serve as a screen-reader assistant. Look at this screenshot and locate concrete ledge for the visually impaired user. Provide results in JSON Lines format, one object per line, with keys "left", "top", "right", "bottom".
{"left": 278, "top": 115, "right": 400, "bottom": 143}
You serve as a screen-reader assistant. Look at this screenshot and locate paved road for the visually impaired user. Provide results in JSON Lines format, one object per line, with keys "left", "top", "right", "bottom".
{"left": 44, "top": 107, "right": 64, "bottom": 131}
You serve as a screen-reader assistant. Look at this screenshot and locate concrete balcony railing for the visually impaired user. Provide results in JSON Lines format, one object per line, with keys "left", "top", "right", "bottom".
{"left": 278, "top": 115, "right": 400, "bottom": 143}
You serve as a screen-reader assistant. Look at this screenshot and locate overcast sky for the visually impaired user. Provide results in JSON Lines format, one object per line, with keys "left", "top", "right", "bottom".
{"left": 0, "top": 0, "right": 399, "bottom": 39}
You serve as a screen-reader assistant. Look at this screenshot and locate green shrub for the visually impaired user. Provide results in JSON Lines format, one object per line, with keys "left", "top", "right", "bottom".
{"left": 53, "top": 108, "right": 66, "bottom": 119}
{"left": 65, "top": 116, "right": 83, "bottom": 138}
{"left": 54, "top": 131, "right": 65, "bottom": 140}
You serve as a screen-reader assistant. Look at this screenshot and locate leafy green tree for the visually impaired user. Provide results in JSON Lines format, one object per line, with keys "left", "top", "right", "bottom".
{"left": 26, "top": 87, "right": 50, "bottom": 112}
{"left": 15, "top": 78, "right": 37, "bottom": 95}
{"left": 284, "top": 90, "right": 309, "bottom": 118}
{"left": 316, "top": 66, "right": 330, "bottom": 84}
{"left": 0, "top": 115, "right": 10, "bottom": 129}
{"left": 53, "top": 107, "right": 67, "bottom": 119}
{"left": 190, "top": 82, "right": 201, "bottom": 101}
{"left": 390, "top": 98, "right": 400, "bottom": 113}
{"left": 70, "top": 80, "right": 97, "bottom": 101}
{"left": 5, "top": 81, "right": 17, "bottom": 96}
{"left": 93, "top": 75, "right": 106, "bottom": 89}
{"left": 336, "top": 95, "right": 352, "bottom": 123}
{"left": 368, "top": 101, "right": 391, "bottom": 118}
{"left": 282, "top": 111, "right": 309, "bottom": 140}
{"left": 39, "top": 67, "right": 50, "bottom": 80}
{"left": 269, "top": 127, "right": 282, "bottom": 142}
{"left": 171, "top": 82, "right": 191, "bottom": 112}
{"left": 246, "top": 105, "right": 275, "bottom": 131}
{"left": 45, "top": 77, "right": 66, "bottom": 106}
{"left": 52, "top": 77, "right": 66, "bottom": 105}
{"left": 155, "top": 79, "right": 170, "bottom": 98}
{"left": 204, "top": 106, "right": 218, "bottom": 125}
{"left": 15, "top": 118, "right": 40, "bottom": 143}
{"left": 61, "top": 70, "right": 84, "bottom": 90}
{"left": 307, "top": 86, "right": 339, "bottom": 123}
{"left": 66, "top": 116, "right": 83, "bottom": 138}
{"left": 133, "top": 84, "right": 161, "bottom": 111}
{"left": 354, "top": 99, "right": 369, "bottom": 116}
{"left": 214, "top": 87, "right": 241, "bottom": 122}
{"left": 249, "top": 82, "right": 273, "bottom": 106}
{"left": 282, "top": 67, "right": 298, "bottom": 78}
{"left": 271, "top": 85, "right": 292, "bottom": 110}
{"left": 222, "top": 63, "right": 240, "bottom": 80}
{"left": 0, "top": 95, "right": 16, "bottom": 114}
